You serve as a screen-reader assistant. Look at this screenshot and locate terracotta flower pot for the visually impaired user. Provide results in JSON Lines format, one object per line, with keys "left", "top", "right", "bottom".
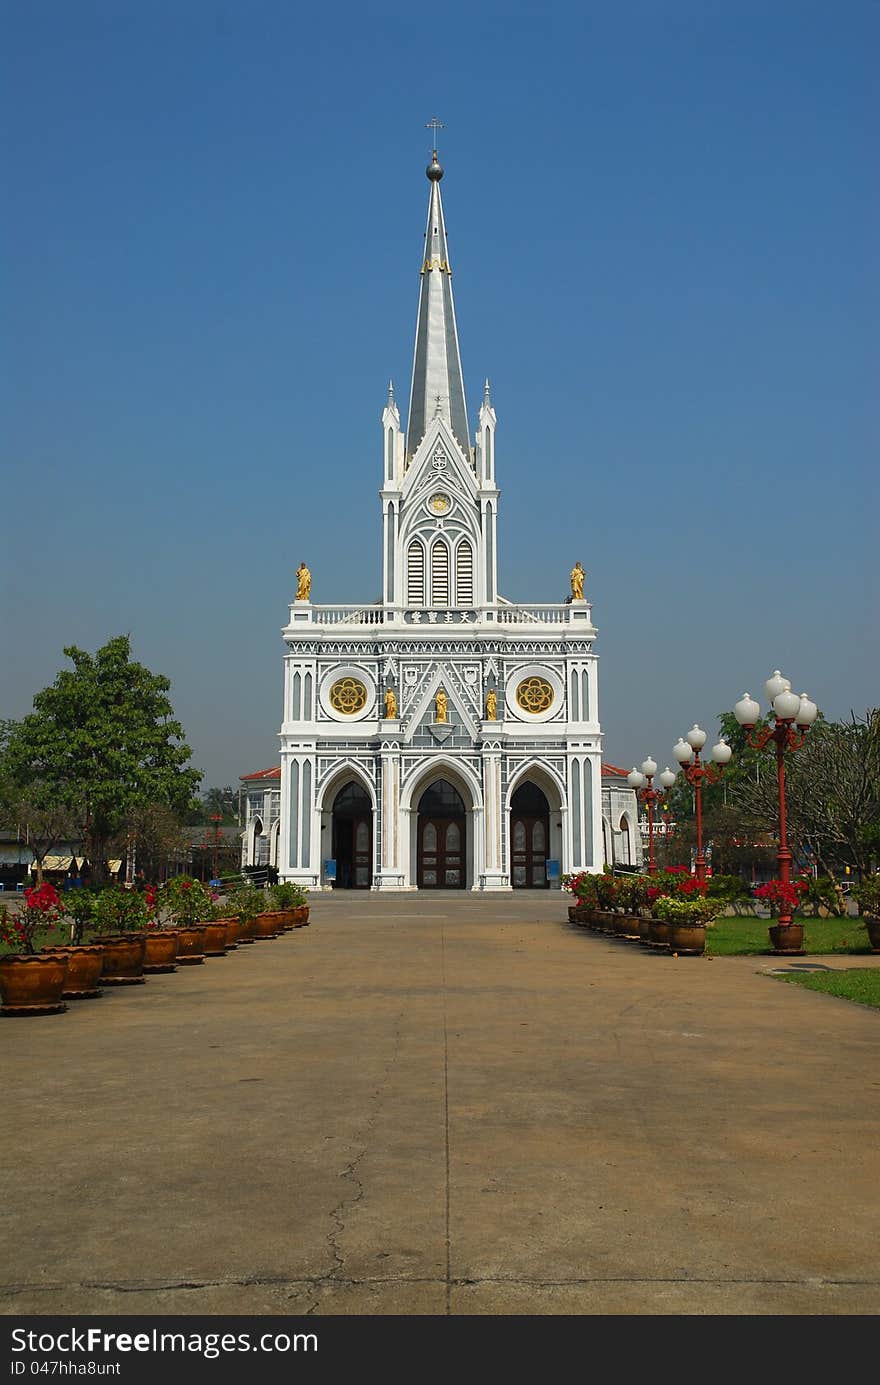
{"left": 41, "top": 944, "right": 104, "bottom": 998}
{"left": 174, "top": 924, "right": 208, "bottom": 965}
{"left": 143, "top": 930, "right": 179, "bottom": 973}
{"left": 99, "top": 934, "right": 146, "bottom": 984}
{"left": 666, "top": 921, "right": 707, "bottom": 956}
{"left": 236, "top": 917, "right": 257, "bottom": 944}
{"left": 254, "top": 911, "right": 284, "bottom": 940}
{"left": 769, "top": 923, "right": 805, "bottom": 955}
{"left": 648, "top": 919, "right": 670, "bottom": 949}
{"left": 202, "top": 920, "right": 229, "bottom": 957}
{"left": 0, "top": 953, "right": 70, "bottom": 1016}
{"left": 293, "top": 905, "right": 310, "bottom": 926}
{"left": 638, "top": 917, "right": 652, "bottom": 945}
{"left": 276, "top": 909, "right": 296, "bottom": 931}
{"left": 864, "top": 917, "right": 880, "bottom": 954}
{"left": 224, "top": 918, "right": 240, "bottom": 949}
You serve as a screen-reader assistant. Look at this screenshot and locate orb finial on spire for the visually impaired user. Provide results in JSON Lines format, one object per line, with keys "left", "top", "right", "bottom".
{"left": 426, "top": 116, "right": 444, "bottom": 180}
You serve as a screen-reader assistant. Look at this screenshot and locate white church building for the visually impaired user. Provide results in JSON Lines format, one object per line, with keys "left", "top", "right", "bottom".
{"left": 274, "top": 148, "right": 640, "bottom": 890}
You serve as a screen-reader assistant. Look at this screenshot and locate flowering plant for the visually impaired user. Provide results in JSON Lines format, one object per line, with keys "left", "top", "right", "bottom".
{"left": 226, "top": 883, "right": 262, "bottom": 925}
{"left": 653, "top": 894, "right": 721, "bottom": 924}
{"left": 91, "top": 885, "right": 151, "bottom": 935}
{"left": 753, "top": 878, "right": 808, "bottom": 918}
{"left": 0, "top": 883, "right": 62, "bottom": 954}
{"left": 160, "top": 875, "right": 215, "bottom": 928}
{"left": 677, "top": 876, "right": 707, "bottom": 898}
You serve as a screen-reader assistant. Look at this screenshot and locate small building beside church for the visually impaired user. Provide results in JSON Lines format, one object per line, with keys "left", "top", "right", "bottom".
{"left": 273, "top": 147, "right": 640, "bottom": 889}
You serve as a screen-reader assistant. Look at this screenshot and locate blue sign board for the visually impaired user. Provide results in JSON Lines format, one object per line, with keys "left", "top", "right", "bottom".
{"left": 324, "top": 859, "right": 337, "bottom": 882}
{"left": 546, "top": 858, "right": 560, "bottom": 881}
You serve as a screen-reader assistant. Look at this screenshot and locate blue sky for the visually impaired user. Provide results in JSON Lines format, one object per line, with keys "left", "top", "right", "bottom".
{"left": 3, "top": 0, "right": 877, "bottom": 786}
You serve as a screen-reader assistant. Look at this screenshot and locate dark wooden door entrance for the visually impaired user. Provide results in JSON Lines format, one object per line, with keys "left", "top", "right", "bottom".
{"left": 417, "top": 780, "right": 466, "bottom": 889}
{"left": 510, "top": 781, "right": 550, "bottom": 889}
{"left": 331, "top": 782, "right": 372, "bottom": 889}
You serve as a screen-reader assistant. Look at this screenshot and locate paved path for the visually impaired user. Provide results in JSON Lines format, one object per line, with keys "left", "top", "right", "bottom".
{"left": 2, "top": 895, "right": 878, "bottom": 1315}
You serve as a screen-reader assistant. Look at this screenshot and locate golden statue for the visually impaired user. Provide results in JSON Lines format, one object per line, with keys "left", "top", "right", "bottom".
{"left": 570, "top": 561, "right": 585, "bottom": 601}
{"left": 383, "top": 687, "right": 398, "bottom": 719}
{"left": 435, "top": 688, "right": 448, "bottom": 723}
{"left": 485, "top": 688, "right": 498, "bottom": 720}
{"left": 296, "top": 561, "right": 311, "bottom": 601}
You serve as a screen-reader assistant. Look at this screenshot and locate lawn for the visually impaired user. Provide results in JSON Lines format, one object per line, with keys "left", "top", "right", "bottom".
{"left": 778, "top": 968, "right": 880, "bottom": 1010}
{"left": 706, "top": 914, "right": 871, "bottom": 956}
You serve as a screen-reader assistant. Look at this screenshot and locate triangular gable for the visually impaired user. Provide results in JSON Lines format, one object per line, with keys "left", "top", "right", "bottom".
{"left": 403, "top": 418, "right": 476, "bottom": 505}
{"left": 403, "top": 663, "right": 479, "bottom": 744}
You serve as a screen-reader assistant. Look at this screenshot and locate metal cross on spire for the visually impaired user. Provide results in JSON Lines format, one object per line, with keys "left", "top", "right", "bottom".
{"left": 425, "top": 116, "right": 444, "bottom": 154}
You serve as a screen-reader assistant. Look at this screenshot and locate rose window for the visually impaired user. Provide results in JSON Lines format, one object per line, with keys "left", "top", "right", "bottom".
{"left": 516, "top": 676, "right": 554, "bottom": 714}
{"left": 329, "top": 677, "right": 368, "bottom": 715}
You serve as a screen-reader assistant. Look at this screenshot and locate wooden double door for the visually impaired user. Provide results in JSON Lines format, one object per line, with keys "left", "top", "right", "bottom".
{"left": 416, "top": 779, "right": 467, "bottom": 889}
{"left": 331, "top": 782, "right": 372, "bottom": 889}
{"left": 510, "top": 781, "right": 551, "bottom": 889}
{"left": 418, "top": 816, "right": 465, "bottom": 889}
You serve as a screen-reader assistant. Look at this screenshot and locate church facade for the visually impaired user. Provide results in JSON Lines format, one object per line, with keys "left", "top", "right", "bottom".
{"left": 277, "top": 150, "right": 609, "bottom": 890}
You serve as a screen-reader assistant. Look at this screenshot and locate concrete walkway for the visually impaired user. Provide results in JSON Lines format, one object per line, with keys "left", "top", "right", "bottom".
{"left": 2, "top": 894, "right": 878, "bottom": 1316}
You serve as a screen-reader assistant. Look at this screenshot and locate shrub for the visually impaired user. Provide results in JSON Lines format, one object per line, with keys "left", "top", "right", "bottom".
{"left": 91, "top": 885, "right": 151, "bottom": 935}
{"left": 161, "top": 875, "right": 215, "bottom": 927}
{"left": 854, "top": 875, "right": 880, "bottom": 918}
{"left": 1, "top": 884, "right": 63, "bottom": 954}
{"left": 269, "top": 882, "right": 308, "bottom": 910}
{"left": 706, "top": 874, "right": 751, "bottom": 901}
{"left": 653, "top": 894, "right": 721, "bottom": 924}
{"left": 753, "top": 879, "right": 808, "bottom": 917}
{"left": 226, "top": 883, "right": 262, "bottom": 925}
{"left": 61, "top": 887, "right": 101, "bottom": 943}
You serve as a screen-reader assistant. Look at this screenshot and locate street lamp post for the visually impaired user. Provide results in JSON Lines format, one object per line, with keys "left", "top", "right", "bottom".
{"left": 733, "top": 672, "right": 818, "bottom": 931}
{"left": 210, "top": 813, "right": 223, "bottom": 882}
{"left": 627, "top": 758, "right": 678, "bottom": 875}
{"left": 672, "top": 726, "right": 733, "bottom": 884}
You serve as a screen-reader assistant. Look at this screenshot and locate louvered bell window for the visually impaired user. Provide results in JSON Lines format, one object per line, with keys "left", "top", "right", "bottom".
{"left": 407, "top": 542, "right": 425, "bottom": 605}
{"left": 456, "top": 540, "right": 473, "bottom": 605}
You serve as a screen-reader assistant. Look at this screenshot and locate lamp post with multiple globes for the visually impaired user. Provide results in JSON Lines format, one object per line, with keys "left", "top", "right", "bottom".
{"left": 671, "top": 726, "right": 733, "bottom": 884}
{"left": 626, "top": 758, "right": 678, "bottom": 875}
{"left": 733, "top": 672, "right": 818, "bottom": 933}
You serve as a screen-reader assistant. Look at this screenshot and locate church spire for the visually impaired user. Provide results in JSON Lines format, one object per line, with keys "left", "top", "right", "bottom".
{"left": 406, "top": 146, "right": 470, "bottom": 463}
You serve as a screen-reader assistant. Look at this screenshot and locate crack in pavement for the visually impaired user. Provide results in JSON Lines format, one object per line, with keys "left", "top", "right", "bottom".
{"left": 316, "top": 1009, "right": 406, "bottom": 1289}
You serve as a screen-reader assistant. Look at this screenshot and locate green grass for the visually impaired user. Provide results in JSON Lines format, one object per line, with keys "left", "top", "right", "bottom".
{"left": 778, "top": 969, "right": 880, "bottom": 1010}
{"left": 706, "top": 915, "right": 871, "bottom": 956}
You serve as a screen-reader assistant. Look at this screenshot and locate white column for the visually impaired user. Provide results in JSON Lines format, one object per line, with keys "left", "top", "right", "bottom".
{"left": 374, "top": 728, "right": 407, "bottom": 889}
{"left": 480, "top": 739, "right": 510, "bottom": 890}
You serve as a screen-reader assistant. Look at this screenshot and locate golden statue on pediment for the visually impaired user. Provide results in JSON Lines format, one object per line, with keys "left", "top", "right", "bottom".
{"left": 296, "top": 561, "right": 311, "bottom": 601}
{"left": 383, "top": 687, "right": 398, "bottom": 719}
{"left": 570, "top": 561, "right": 585, "bottom": 601}
{"left": 435, "top": 688, "right": 448, "bottom": 723}
{"left": 485, "top": 688, "right": 497, "bottom": 720}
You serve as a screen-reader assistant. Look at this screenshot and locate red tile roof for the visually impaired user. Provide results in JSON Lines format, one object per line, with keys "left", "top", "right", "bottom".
{"left": 240, "top": 767, "right": 282, "bottom": 782}
{"left": 601, "top": 763, "right": 630, "bottom": 779}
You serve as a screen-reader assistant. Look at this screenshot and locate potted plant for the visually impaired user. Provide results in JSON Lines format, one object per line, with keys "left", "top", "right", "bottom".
{"left": 139, "top": 885, "right": 181, "bottom": 973}
{"left": 44, "top": 887, "right": 105, "bottom": 999}
{"left": 91, "top": 885, "right": 150, "bottom": 984}
{"left": 0, "top": 886, "right": 70, "bottom": 1016}
{"left": 754, "top": 879, "right": 809, "bottom": 954}
{"left": 226, "top": 883, "right": 262, "bottom": 944}
{"left": 651, "top": 893, "right": 720, "bottom": 956}
{"left": 161, "top": 875, "right": 214, "bottom": 964}
{"left": 562, "top": 872, "right": 597, "bottom": 925}
{"left": 853, "top": 875, "right": 880, "bottom": 953}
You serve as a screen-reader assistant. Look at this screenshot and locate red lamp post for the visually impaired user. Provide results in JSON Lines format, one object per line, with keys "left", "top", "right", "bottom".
{"left": 627, "top": 758, "right": 678, "bottom": 875}
{"left": 733, "top": 673, "right": 818, "bottom": 941}
{"left": 672, "top": 726, "right": 733, "bottom": 884}
{"left": 210, "top": 813, "right": 223, "bottom": 882}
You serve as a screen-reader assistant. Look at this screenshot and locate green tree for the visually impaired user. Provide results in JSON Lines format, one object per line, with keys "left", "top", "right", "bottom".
{"left": 10, "top": 636, "right": 201, "bottom": 883}
{"left": 0, "top": 720, "right": 82, "bottom": 886}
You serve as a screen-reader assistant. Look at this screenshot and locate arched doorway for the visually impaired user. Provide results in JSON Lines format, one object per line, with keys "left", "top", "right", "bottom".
{"left": 510, "top": 781, "right": 550, "bottom": 888}
{"left": 332, "top": 782, "right": 373, "bottom": 888}
{"left": 417, "top": 780, "right": 466, "bottom": 888}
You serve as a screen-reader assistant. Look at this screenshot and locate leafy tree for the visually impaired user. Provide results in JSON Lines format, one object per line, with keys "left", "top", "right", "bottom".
{"left": 186, "top": 785, "right": 240, "bottom": 826}
{"left": 0, "top": 720, "right": 82, "bottom": 885}
{"left": 10, "top": 636, "right": 201, "bottom": 884}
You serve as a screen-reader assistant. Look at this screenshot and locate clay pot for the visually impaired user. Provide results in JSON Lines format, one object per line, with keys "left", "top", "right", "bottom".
{"left": 41, "top": 944, "right": 104, "bottom": 998}
{"left": 666, "top": 921, "right": 707, "bottom": 956}
{"left": 175, "top": 924, "right": 208, "bottom": 965}
{"left": 276, "top": 909, "right": 296, "bottom": 931}
{"left": 293, "top": 905, "right": 310, "bottom": 926}
{"left": 0, "top": 953, "right": 70, "bottom": 1016}
{"left": 202, "top": 920, "right": 229, "bottom": 957}
{"left": 224, "top": 918, "right": 240, "bottom": 949}
{"left": 612, "top": 915, "right": 630, "bottom": 937}
{"left": 254, "top": 911, "right": 284, "bottom": 940}
{"left": 769, "top": 923, "right": 805, "bottom": 955}
{"left": 143, "top": 930, "right": 179, "bottom": 973}
{"left": 99, "top": 934, "right": 147, "bottom": 984}
{"left": 236, "top": 917, "right": 257, "bottom": 944}
{"left": 864, "top": 917, "right": 880, "bottom": 954}
{"left": 648, "top": 919, "right": 670, "bottom": 949}
{"left": 638, "top": 918, "right": 652, "bottom": 945}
